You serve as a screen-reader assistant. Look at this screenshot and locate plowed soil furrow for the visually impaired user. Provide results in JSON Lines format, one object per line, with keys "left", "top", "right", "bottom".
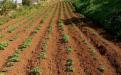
{"left": 0, "top": 10, "right": 40, "bottom": 32}
{"left": 0, "top": 0, "right": 121, "bottom": 75}
{"left": 64, "top": 2, "right": 121, "bottom": 74}
{"left": 0, "top": 6, "right": 52, "bottom": 70}
{"left": 38, "top": 3, "right": 60, "bottom": 75}
{"left": 65, "top": 1, "right": 120, "bottom": 75}
{"left": 0, "top": 9, "right": 51, "bottom": 43}
{"left": 0, "top": 17, "right": 28, "bottom": 35}
{"left": 60, "top": 2, "right": 86, "bottom": 75}
{"left": 0, "top": 7, "right": 49, "bottom": 42}
{"left": 81, "top": 27, "right": 121, "bottom": 74}
{"left": 26, "top": 3, "right": 59, "bottom": 75}
{"left": 62, "top": 2, "right": 99, "bottom": 75}
{"left": 62, "top": 1, "right": 117, "bottom": 75}
{"left": 4, "top": 4, "right": 58, "bottom": 75}
{"left": 0, "top": 16, "right": 24, "bottom": 31}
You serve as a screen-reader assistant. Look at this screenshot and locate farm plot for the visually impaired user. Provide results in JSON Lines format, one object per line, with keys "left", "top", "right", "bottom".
{"left": 0, "top": 0, "right": 121, "bottom": 75}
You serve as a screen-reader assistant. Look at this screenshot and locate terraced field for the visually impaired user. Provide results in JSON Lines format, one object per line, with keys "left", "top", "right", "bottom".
{"left": 0, "top": 0, "right": 121, "bottom": 75}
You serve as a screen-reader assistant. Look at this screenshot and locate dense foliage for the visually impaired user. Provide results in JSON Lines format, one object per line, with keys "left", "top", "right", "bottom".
{"left": 69, "top": 0, "right": 121, "bottom": 39}
{"left": 0, "top": 0, "right": 16, "bottom": 15}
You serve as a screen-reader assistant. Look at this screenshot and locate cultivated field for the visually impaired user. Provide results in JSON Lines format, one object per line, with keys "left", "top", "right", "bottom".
{"left": 0, "top": 0, "right": 121, "bottom": 75}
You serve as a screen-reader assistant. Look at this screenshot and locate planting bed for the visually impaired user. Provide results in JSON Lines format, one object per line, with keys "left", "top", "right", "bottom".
{"left": 0, "top": 0, "right": 121, "bottom": 75}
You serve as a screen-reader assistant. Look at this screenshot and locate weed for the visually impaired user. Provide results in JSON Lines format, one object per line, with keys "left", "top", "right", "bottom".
{"left": 63, "top": 34, "right": 69, "bottom": 42}
{"left": 31, "top": 66, "right": 42, "bottom": 75}
{"left": 0, "top": 41, "right": 9, "bottom": 50}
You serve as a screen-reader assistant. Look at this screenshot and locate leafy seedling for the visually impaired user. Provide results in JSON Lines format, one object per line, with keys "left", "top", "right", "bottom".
{"left": 19, "top": 38, "right": 32, "bottom": 49}
{"left": 30, "top": 66, "right": 42, "bottom": 75}
{"left": 66, "top": 59, "right": 73, "bottom": 66}
{"left": 38, "top": 51, "right": 46, "bottom": 60}
{"left": 8, "top": 53, "right": 20, "bottom": 62}
{"left": 0, "top": 41, "right": 9, "bottom": 50}
{"left": 63, "top": 34, "right": 69, "bottom": 42}
{"left": 66, "top": 66, "right": 74, "bottom": 72}
{"left": 65, "top": 59, "right": 74, "bottom": 72}
{"left": 66, "top": 46, "right": 73, "bottom": 53}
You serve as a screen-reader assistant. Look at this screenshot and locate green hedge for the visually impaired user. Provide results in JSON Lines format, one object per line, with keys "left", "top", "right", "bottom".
{"left": 70, "top": 0, "right": 121, "bottom": 39}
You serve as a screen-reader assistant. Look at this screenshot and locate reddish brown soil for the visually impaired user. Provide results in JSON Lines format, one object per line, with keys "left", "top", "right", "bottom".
{"left": 0, "top": 1, "right": 121, "bottom": 75}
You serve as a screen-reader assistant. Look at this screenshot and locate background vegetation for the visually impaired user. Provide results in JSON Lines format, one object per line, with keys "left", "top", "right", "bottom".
{"left": 0, "top": 0, "right": 40, "bottom": 25}
{"left": 67, "top": 0, "right": 121, "bottom": 40}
